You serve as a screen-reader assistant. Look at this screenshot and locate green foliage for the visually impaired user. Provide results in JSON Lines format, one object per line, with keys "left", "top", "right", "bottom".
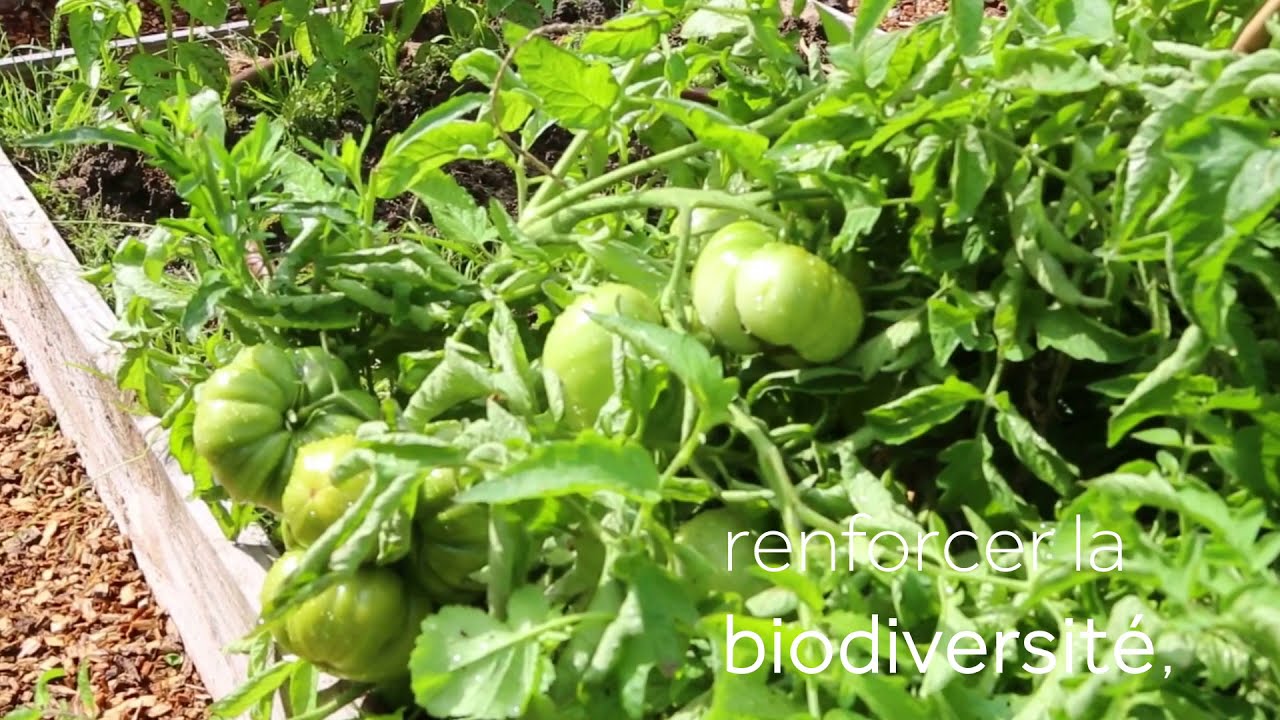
{"left": 17, "top": 0, "right": 1280, "bottom": 718}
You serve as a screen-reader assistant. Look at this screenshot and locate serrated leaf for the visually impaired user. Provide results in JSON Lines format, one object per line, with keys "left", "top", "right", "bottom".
{"left": 375, "top": 93, "right": 499, "bottom": 196}
{"left": 1108, "top": 326, "right": 1209, "bottom": 446}
{"left": 852, "top": 0, "right": 894, "bottom": 47}
{"left": 937, "top": 435, "right": 1029, "bottom": 516}
{"left": 587, "top": 312, "right": 738, "bottom": 430}
{"left": 926, "top": 298, "right": 982, "bottom": 365}
{"left": 411, "top": 586, "right": 556, "bottom": 719}
{"left": 948, "top": 125, "right": 993, "bottom": 223}
{"left": 1053, "top": 0, "right": 1114, "bottom": 41}
{"left": 579, "top": 237, "right": 670, "bottom": 299}
{"left": 1035, "top": 307, "right": 1146, "bottom": 363}
{"left": 865, "top": 376, "right": 984, "bottom": 444}
{"left": 993, "top": 399, "right": 1078, "bottom": 495}
{"left": 587, "top": 557, "right": 699, "bottom": 717}
{"left": 951, "top": 0, "right": 983, "bottom": 56}
{"left": 681, "top": 0, "right": 750, "bottom": 40}
{"left": 515, "top": 36, "right": 620, "bottom": 130}
{"left": 655, "top": 98, "right": 771, "bottom": 178}
{"left": 403, "top": 343, "right": 497, "bottom": 429}
{"left": 995, "top": 47, "right": 1103, "bottom": 94}
{"left": 409, "top": 169, "right": 494, "bottom": 247}
{"left": 457, "top": 435, "right": 662, "bottom": 505}
{"left": 209, "top": 660, "right": 300, "bottom": 718}
{"left": 581, "top": 13, "right": 667, "bottom": 59}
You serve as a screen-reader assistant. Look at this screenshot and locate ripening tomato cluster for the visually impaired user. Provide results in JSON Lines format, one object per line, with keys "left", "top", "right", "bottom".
{"left": 187, "top": 212, "right": 866, "bottom": 692}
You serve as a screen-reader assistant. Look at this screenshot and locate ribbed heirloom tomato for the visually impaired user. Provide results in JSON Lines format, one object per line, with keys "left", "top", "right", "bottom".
{"left": 192, "top": 345, "right": 379, "bottom": 512}
{"left": 404, "top": 468, "right": 490, "bottom": 603}
{"left": 260, "top": 551, "right": 429, "bottom": 686}
{"left": 280, "top": 434, "right": 368, "bottom": 550}
{"left": 541, "top": 283, "right": 662, "bottom": 430}
{"left": 690, "top": 221, "right": 865, "bottom": 364}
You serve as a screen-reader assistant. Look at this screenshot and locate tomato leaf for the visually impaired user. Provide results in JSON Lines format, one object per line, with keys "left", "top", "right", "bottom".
{"left": 586, "top": 556, "right": 699, "bottom": 717}
{"left": 411, "top": 586, "right": 557, "bottom": 720}
{"left": 1034, "top": 307, "right": 1148, "bottom": 363}
{"left": 457, "top": 435, "right": 662, "bottom": 505}
{"left": 514, "top": 36, "right": 620, "bottom": 131}
{"left": 992, "top": 396, "right": 1079, "bottom": 495}
{"left": 209, "top": 660, "right": 301, "bottom": 719}
{"left": 586, "top": 312, "right": 738, "bottom": 430}
{"left": 865, "top": 376, "right": 985, "bottom": 444}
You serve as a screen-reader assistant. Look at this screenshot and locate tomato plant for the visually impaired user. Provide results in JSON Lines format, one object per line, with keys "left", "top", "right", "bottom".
{"left": 192, "top": 345, "right": 379, "bottom": 512}
{"left": 25, "top": 0, "right": 1280, "bottom": 718}
{"left": 542, "top": 282, "right": 663, "bottom": 430}
{"left": 260, "top": 550, "right": 430, "bottom": 686}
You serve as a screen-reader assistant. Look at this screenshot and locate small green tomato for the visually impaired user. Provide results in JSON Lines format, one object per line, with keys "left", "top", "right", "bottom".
{"left": 541, "top": 283, "right": 662, "bottom": 430}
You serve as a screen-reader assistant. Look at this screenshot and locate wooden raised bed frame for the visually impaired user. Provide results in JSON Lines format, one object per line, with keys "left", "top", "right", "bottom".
{"left": 0, "top": 1, "right": 857, "bottom": 715}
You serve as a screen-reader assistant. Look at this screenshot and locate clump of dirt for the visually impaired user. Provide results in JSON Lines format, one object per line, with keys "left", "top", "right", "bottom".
{"left": 780, "top": 13, "right": 827, "bottom": 47}
{"left": 0, "top": 329, "right": 210, "bottom": 717}
{"left": 550, "top": 0, "right": 623, "bottom": 24}
{"left": 51, "top": 146, "right": 182, "bottom": 225}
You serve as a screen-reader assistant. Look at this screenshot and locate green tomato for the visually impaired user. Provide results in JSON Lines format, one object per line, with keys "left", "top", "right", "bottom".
{"left": 690, "top": 221, "right": 771, "bottom": 355}
{"left": 691, "top": 222, "right": 865, "bottom": 364}
{"left": 258, "top": 551, "right": 302, "bottom": 657}
{"left": 674, "top": 508, "right": 776, "bottom": 600}
{"left": 192, "top": 345, "right": 379, "bottom": 512}
{"left": 260, "top": 551, "right": 429, "bottom": 685}
{"left": 688, "top": 207, "right": 738, "bottom": 237}
{"left": 404, "top": 469, "right": 490, "bottom": 603}
{"left": 541, "top": 283, "right": 662, "bottom": 430}
{"left": 280, "top": 435, "right": 366, "bottom": 550}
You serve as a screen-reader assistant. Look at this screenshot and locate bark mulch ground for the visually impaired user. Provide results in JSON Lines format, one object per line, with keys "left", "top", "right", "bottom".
{"left": 0, "top": 327, "right": 211, "bottom": 718}
{"left": 847, "top": 0, "right": 1008, "bottom": 29}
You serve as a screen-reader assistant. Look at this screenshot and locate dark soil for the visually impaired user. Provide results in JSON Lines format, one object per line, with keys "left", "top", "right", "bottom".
{"left": 224, "top": 7, "right": 580, "bottom": 229}
{"left": 368, "top": 48, "right": 577, "bottom": 227}
{"left": 20, "top": 0, "right": 982, "bottom": 243}
{"left": 1, "top": 0, "right": 248, "bottom": 53}
{"left": 550, "top": 0, "right": 624, "bottom": 24}
{"left": 50, "top": 146, "right": 183, "bottom": 225}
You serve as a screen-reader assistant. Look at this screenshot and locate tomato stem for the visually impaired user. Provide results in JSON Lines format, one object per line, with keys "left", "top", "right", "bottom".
{"left": 662, "top": 206, "right": 694, "bottom": 327}
{"left": 729, "top": 404, "right": 822, "bottom": 717}
{"left": 518, "top": 87, "right": 824, "bottom": 230}
{"left": 288, "top": 681, "right": 370, "bottom": 720}
{"left": 528, "top": 188, "right": 786, "bottom": 237}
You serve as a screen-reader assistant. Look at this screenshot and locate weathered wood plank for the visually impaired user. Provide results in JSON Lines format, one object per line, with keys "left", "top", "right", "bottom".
{"left": 0, "top": 143, "right": 279, "bottom": 714}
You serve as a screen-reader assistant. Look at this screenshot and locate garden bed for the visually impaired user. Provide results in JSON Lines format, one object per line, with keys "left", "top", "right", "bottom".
{"left": 12, "top": 1, "right": 1263, "bottom": 719}
{"left": 0, "top": 1, "right": 865, "bottom": 714}
{"left": 0, "top": 328, "right": 211, "bottom": 718}
{"left": 0, "top": 136, "right": 279, "bottom": 714}
{"left": 0, "top": 0, "right": 250, "bottom": 53}
{"left": 11, "top": 0, "right": 876, "bottom": 255}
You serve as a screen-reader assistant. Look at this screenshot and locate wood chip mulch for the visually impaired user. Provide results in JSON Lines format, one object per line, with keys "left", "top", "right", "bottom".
{"left": 845, "top": 0, "right": 1008, "bottom": 29}
{"left": 0, "top": 327, "right": 211, "bottom": 718}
